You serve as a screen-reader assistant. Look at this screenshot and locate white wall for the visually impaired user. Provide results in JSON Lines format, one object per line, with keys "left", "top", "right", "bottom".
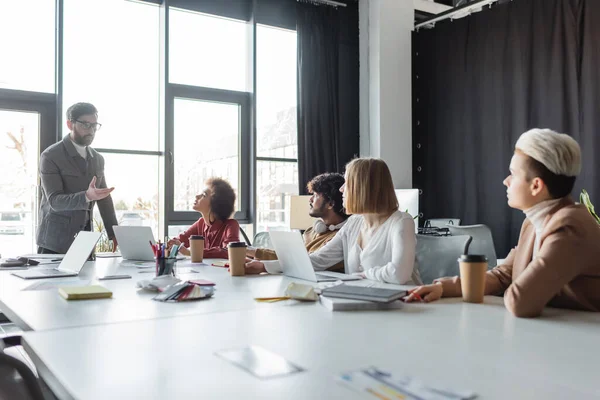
{"left": 359, "top": 0, "right": 414, "bottom": 189}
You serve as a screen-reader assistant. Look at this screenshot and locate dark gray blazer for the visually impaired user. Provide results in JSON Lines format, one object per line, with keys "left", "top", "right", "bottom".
{"left": 37, "top": 135, "right": 118, "bottom": 253}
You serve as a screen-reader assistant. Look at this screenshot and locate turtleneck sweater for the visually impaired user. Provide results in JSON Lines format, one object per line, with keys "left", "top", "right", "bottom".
{"left": 523, "top": 198, "right": 562, "bottom": 258}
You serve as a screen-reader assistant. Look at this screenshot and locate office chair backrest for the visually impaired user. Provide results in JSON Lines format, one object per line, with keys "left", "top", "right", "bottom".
{"left": 0, "top": 337, "right": 45, "bottom": 400}
{"left": 238, "top": 226, "right": 252, "bottom": 246}
{"left": 425, "top": 218, "right": 461, "bottom": 228}
{"left": 415, "top": 234, "right": 472, "bottom": 284}
{"left": 447, "top": 224, "right": 497, "bottom": 267}
{"left": 252, "top": 232, "right": 273, "bottom": 249}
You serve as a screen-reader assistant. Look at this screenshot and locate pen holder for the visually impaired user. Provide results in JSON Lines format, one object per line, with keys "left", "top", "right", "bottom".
{"left": 156, "top": 258, "right": 177, "bottom": 277}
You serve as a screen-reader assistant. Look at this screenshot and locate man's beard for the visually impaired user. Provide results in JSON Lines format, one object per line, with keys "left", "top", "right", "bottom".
{"left": 73, "top": 128, "right": 94, "bottom": 146}
{"left": 309, "top": 203, "right": 326, "bottom": 218}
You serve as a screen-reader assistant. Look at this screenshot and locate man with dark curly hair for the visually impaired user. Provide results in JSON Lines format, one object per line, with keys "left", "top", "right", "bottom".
{"left": 245, "top": 173, "right": 348, "bottom": 274}
{"left": 168, "top": 177, "right": 240, "bottom": 259}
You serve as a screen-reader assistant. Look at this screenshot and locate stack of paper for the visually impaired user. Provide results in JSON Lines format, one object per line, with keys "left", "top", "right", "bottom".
{"left": 320, "top": 296, "right": 403, "bottom": 312}
{"left": 136, "top": 275, "right": 181, "bottom": 292}
{"left": 59, "top": 285, "right": 112, "bottom": 300}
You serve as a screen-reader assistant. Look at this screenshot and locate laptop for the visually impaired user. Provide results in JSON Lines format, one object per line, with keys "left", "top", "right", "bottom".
{"left": 112, "top": 226, "right": 158, "bottom": 261}
{"left": 269, "top": 231, "right": 361, "bottom": 282}
{"left": 12, "top": 231, "right": 101, "bottom": 279}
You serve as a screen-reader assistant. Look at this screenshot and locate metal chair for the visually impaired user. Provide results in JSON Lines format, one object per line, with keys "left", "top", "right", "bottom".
{"left": 415, "top": 234, "right": 471, "bottom": 284}
{"left": 447, "top": 224, "right": 497, "bottom": 267}
{"left": 0, "top": 336, "right": 45, "bottom": 400}
{"left": 425, "top": 218, "right": 461, "bottom": 228}
{"left": 252, "top": 232, "right": 273, "bottom": 249}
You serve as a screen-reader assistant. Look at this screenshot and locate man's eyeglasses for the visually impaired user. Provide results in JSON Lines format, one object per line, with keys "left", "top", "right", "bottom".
{"left": 73, "top": 120, "right": 102, "bottom": 131}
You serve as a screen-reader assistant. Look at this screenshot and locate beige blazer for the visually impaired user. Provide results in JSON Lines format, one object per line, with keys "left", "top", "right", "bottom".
{"left": 437, "top": 197, "right": 600, "bottom": 317}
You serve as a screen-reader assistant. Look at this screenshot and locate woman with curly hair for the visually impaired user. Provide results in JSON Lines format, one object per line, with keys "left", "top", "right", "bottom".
{"left": 168, "top": 177, "right": 240, "bottom": 259}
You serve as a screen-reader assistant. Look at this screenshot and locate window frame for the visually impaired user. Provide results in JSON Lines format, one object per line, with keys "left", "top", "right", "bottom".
{"left": 165, "top": 84, "right": 252, "bottom": 225}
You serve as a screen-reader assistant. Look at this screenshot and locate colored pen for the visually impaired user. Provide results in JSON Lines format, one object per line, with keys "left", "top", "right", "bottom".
{"left": 410, "top": 292, "right": 423, "bottom": 302}
{"left": 171, "top": 244, "right": 179, "bottom": 258}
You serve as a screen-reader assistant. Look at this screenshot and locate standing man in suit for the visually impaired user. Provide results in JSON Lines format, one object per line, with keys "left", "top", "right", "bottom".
{"left": 37, "top": 102, "right": 118, "bottom": 254}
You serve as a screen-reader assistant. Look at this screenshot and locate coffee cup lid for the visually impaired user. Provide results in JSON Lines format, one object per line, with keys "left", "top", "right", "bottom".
{"left": 458, "top": 254, "right": 487, "bottom": 263}
{"left": 228, "top": 242, "right": 247, "bottom": 248}
{"left": 190, "top": 235, "right": 204, "bottom": 240}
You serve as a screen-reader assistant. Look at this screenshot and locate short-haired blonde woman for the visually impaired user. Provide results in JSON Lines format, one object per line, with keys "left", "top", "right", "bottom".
{"left": 406, "top": 129, "right": 600, "bottom": 317}
{"left": 307, "top": 158, "right": 419, "bottom": 284}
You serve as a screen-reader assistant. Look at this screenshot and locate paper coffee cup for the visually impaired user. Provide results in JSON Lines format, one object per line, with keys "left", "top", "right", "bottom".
{"left": 228, "top": 242, "right": 247, "bottom": 276}
{"left": 458, "top": 254, "right": 487, "bottom": 303}
{"left": 190, "top": 235, "right": 205, "bottom": 263}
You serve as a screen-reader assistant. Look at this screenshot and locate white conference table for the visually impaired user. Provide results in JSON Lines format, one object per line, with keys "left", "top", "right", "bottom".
{"left": 21, "top": 296, "right": 600, "bottom": 400}
{"left": 0, "top": 257, "right": 403, "bottom": 332}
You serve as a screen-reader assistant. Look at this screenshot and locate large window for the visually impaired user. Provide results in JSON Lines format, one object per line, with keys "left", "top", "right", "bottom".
{"left": 0, "top": 109, "right": 40, "bottom": 256}
{"left": 256, "top": 25, "right": 298, "bottom": 233}
{"left": 92, "top": 153, "right": 160, "bottom": 233}
{"left": 169, "top": 9, "right": 251, "bottom": 92}
{"left": 0, "top": 1, "right": 56, "bottom": 255}
{"left": 0, "top": 2, "right": 299, "bottom": 251}
{"left": 167, "top": 8, "right": 252, "bottom": 227}
{"left": 0, "top": 1, "right": 55, "bottom": 93}
{"left": 173, "top": 98, "right": 241, "bottom": 212}
{"left": 63, "top": 0, "right": 161, "bottom": 243}
{"left": 63, "top": 0, "right": 160, "bottom": 152}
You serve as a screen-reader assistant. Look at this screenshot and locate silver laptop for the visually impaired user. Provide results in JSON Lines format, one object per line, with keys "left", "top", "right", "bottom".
{"left": 113, "top": 226, "right": 184, "bottom": 261}
{"left": 113, "top": 226, "right": 157, "bottom": 261}
{"left": 12, "top": 231, "right": 101, "bottom": 279}
{"left": 269, "top": 231, "right": 360, "bottom": 282}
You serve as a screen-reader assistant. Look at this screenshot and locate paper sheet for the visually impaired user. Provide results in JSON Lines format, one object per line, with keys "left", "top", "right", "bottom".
{"left": 22, "top": 279, "right": 91, "bottom": 291}
{"left": 338, "top": 367, "right": 477, "bottom": 400}
{"left": 119, "top": 261, "right": 155, "bottom": 268}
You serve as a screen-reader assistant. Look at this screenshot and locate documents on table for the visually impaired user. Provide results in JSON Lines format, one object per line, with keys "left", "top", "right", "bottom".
{"left": 338, "top": 367, "right": 477, "bottom": 400}
{"left": 22, "top": 279, "right": 91, "bottom": 291}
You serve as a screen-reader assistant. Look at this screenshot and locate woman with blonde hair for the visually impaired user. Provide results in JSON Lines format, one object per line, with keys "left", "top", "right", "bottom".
{"left": 307, "top": 158, "right": 418, "bottom": 284}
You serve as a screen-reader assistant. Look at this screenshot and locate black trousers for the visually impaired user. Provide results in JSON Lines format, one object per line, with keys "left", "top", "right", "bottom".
{"left": 37, "top": 246, "right": 59, "bottom": 254}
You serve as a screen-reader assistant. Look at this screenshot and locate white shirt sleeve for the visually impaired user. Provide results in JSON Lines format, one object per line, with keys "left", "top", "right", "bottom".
{"left": 262, "top": 260, "right": 282, "bottom": 274}
{"left": 308, "top": 227, "right": 345, "bottom": 271}
{"left": 364, "top": 216, "right": 416, "bottom": 284}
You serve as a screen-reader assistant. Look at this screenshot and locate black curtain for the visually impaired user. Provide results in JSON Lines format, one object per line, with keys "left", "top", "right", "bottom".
{"left": 296, "top": 1, "right": 359, "bottom": 194}
{"left": 413, "top": 0, "right": 599, "bottom": 256}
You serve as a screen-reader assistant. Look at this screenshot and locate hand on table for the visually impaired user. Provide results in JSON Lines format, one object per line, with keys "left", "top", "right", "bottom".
{"left": 244, "top": 260, "right": 267, "bottom": 275}
{"left": 404, "top": 282, "right": 443, "bottom": 303}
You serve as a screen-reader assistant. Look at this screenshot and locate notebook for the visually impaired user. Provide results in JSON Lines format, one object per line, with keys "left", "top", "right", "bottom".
{"left": 320, "top": 284, "right": 407, "bottom": 303}
{"left": 59, "top": 285, "right": 113, "bottom": 300}
{"left": 320, "top": 295, "right": 404, "bottom": 311}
